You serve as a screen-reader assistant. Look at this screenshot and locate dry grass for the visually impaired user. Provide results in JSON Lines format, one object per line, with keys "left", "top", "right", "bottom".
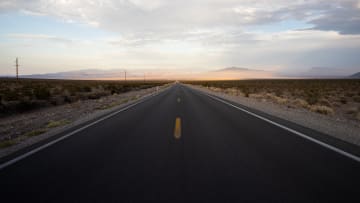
{"left": 356, "top": 112, "right": 360, "bottom": 121}
{"left": 46, "top": 119, "right": 70, "bottom": 128}
{"left": 25, "top": 129, "right": 48, "bottom": 137}
{"left": 0, "top": 135, "right": 29, "bottom": 149}
{"left": 309, "top": 105, "right": 334, "bottom": 115}
{"left": 293, "top": 98, "right": 309, "bottom": 108}
{"left": 0, "top": 139, "right": 16, "bottom": 149}
{"left": 264, "top": 93, "right": 288, "bottom": 104}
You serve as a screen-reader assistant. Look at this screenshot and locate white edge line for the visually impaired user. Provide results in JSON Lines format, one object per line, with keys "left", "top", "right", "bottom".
{"left": 0, "top": 88, "right": 169, "bottom": 170}
{"left": 198, "top": 90, "right": 360, "bottom": 163}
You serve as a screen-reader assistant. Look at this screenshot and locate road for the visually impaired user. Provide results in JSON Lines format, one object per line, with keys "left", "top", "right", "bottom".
{"left": 0, "top": 84, "right": 359, "bottom": 202}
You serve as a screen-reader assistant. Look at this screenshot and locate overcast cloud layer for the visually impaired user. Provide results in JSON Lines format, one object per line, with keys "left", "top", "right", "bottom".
{"left": 0, "top": 0, "right": 359, "bottom": 77}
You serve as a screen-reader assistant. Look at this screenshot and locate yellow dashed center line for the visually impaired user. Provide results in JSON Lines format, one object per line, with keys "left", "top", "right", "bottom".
{"left": 174, "top": 117, "right": 182, "bottom": 139}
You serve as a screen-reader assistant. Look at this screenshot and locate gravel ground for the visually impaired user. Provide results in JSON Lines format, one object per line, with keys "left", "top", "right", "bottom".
{"left": 0, "top": 84, "right": 170, "bottom": 158}
{"left": 189, "top": 85, "right": 360, "bottom": 146}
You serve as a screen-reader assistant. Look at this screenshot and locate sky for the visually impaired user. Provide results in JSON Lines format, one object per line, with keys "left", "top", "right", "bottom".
{"left": 0, "top": 0, "right": 360, "bottom": 79}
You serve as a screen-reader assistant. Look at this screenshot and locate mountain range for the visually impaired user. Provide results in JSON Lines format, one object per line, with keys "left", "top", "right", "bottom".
{"left": 1, "top": 67, "right": 359, "bottom": 80}
{"left": 213, "top": 67, "right": 264, "bottom": 72}
{"left": 349, "top": 72, "right": 360, "bottom": 78}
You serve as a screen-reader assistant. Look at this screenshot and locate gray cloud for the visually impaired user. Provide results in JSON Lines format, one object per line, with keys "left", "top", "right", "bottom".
{"left": 309, "top": 1, "right": 360, "bottom": 34}
{"left": 1, "top": 0, "right": 360, "bottom": 35}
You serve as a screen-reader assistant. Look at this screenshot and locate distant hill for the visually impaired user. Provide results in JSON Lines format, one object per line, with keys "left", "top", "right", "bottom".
{"left": 21, "top": 69, "right": 129, "bottom": 80}
{"left": 214, "top": 67, "right": 263, "bottom": 72}
{"left": 349, "top": 72, "right": 360, "bottom": 78}
{"left": 207, "top": 67, "right": 273, "bottom": 79}
{"left": 289, "top": 67, "right": 359, "bottom": 78}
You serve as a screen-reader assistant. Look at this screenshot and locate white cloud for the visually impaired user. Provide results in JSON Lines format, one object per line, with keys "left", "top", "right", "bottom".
{"left": 128, "top": 0, "right": 165, "bottom": 11}
{"left": 6, "top": 33, "right": 73, "bottom": 44}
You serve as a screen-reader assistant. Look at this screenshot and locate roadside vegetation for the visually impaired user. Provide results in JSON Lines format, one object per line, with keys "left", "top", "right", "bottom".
{"left": 185, "top": 79, "right": 360, "bottom": 121}
{"left": 0, "top": 78, "right": 168, "bottom": 117}
{"left": 0, "top": 119, "right": 70, "bottom": 149}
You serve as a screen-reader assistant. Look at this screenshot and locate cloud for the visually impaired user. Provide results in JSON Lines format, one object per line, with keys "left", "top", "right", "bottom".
{"left": 309, "top": 1, "right": 360, "bottom": 34}
{"left": 1, "top": 1, "right": 359, "bottom": 76}
{"left": 6, "top": 33, "right": 73, "bottom": 44}
{"left": 1, "top": 0, "right": 360, "bottom": 35}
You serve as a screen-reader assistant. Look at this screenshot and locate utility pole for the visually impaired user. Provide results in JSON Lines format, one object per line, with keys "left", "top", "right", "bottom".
{"left": 144, "top": 73, "right": 146, "bottom": 82}
{"left": 124, "top": 70, "right": 127, "bottom": 82}
{"left": 15, "top": 57, "right": 19, "bottom": 80}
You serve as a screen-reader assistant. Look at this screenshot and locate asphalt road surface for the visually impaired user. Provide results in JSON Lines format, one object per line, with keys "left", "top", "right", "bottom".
{"left": 1, "top": 84, "right": 359, "bottom": 202}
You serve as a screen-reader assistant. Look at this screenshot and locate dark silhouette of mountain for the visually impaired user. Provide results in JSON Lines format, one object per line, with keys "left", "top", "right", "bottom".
{"left": 21, "top": 69, "right": 128, "bottom": 79}
{"left": 287, "top": 67, "right": 359, "bottom": 78}
{"left": 214, "top": 67, "right": 263, "bottom": 72}
{"left": 349, "top": 72, "right": 360, "bottom": 78}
